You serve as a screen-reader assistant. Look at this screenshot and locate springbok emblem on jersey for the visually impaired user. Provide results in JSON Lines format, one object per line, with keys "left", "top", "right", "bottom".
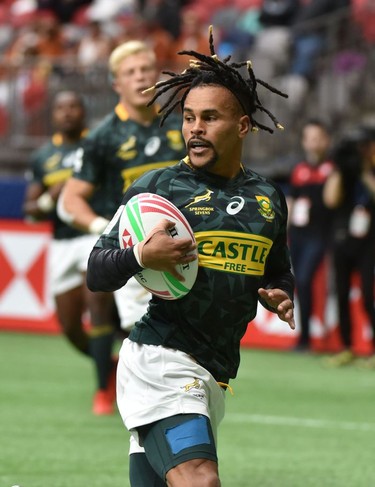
{"left": 256, "top": 195, "right": 275, "bottom": 221}
{"left": 185, "top": 189, "right": 214, "bottom": 208}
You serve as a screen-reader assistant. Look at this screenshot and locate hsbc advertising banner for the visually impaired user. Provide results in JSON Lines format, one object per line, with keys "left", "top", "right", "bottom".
{"left": 0, "top": 220, "right": 373, "bottom": 355}
{"left": 0, "top": 220, "right": 59, "bottom": 333}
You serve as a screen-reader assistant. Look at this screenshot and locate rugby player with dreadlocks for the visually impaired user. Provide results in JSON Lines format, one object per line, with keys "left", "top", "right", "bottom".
{"left": 87, "top": 26, "right": 295, "bottom": 487}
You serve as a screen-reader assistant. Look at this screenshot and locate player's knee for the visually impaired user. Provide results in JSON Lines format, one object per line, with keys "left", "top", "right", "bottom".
{"left": 166, "top": 458, "right": 220, "bottom": 487}
{"left": 65, "top": 327, "right": 80, "bottom": 344}
{"left": 191, "top": 459, "right": 220, "bottom": 487}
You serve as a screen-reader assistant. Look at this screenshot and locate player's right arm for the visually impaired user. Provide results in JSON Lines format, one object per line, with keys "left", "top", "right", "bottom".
{"left": 87, "top": 175, "right": 197, "bottom": 292}
{"left": 24, "top": 180, "right": 66, "bottom": 219}
{"left": 23, "top": 181, "right": 47, "bottom": 219}
{"left": 87, "top": 217, "right": 196, "bottom": 292}
{"left": 58, "top": 177, "right": 109, "bottom": 234}
{"left": 57, "top": 125, "right": 110, "bottom": 234}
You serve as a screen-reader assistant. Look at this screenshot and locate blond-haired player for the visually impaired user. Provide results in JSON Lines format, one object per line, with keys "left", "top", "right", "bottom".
{"left": 58, "top": 40, "right": 186, "bottom": 415}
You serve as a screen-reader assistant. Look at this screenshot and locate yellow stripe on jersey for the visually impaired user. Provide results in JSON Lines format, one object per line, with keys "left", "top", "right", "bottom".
{"left": 195, "top": 230, "right": 273, "bottom": 275}
{"left": 121, "top": 160, "right": 179, "bottom": 192}
{"left": 43, "top": 168, "right": 73, "bottom": 187}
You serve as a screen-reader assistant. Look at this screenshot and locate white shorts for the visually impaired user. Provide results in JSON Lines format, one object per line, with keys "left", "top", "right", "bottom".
{"left": 114, "top": 278, "right": 151, "bottom": 331}
{"left": 50, "top": 234, "right": 98, "bottom": 296}
{"left": 116, "top": 339, "right": 226, "bottom": 454}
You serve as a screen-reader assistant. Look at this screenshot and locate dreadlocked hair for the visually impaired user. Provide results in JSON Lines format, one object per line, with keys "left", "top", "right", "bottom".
{"left": 144, "top": 25, "right": 288, "bottom": 133}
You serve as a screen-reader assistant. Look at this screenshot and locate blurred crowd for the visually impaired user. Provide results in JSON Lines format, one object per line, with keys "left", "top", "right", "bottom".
{"left": 1, "top": 0, "right": 373, "bottom": 70}
{"left": 0, "top": 0, "right": 373, "bottom": 140}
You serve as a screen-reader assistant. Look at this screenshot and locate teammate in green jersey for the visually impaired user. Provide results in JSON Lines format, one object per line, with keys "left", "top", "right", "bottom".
{"left": 86, "top": 27, "right": 295, "bottom": 486}
{"left": 23, "top": 90, "right": 117, "bottom": 391}
{"left": 58, "top": 41, "right": 186, "bottom": 415}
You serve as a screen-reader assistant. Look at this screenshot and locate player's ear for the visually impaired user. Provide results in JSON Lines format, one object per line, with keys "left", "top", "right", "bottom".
{"left": 238, "top": 115, "right": 250, "bottom": 138}
{"left": 112, "top": 80, "right": 120, "bottom": 95}
{"left": 109, "top": 72, "right": 120, "bottom": 95}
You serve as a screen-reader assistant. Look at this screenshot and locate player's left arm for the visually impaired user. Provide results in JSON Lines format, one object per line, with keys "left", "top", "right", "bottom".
{"left": 258, "top": 287, "right": 295, "bottom": 330}
{"left": 258, "top": 245, "right": 295, "bottom": 331}
{"left": 258, "top": 186, "right": 295, "bottom": 330}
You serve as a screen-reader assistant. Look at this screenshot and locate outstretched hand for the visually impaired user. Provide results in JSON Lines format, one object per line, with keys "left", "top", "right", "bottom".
{"left": 137, "top": 219, "right": 197, "bottom": 281}
{"left": 258, "top": 287, "right": 295, "bottom": 330}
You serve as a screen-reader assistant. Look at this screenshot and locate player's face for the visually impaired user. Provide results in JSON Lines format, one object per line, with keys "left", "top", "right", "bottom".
{"left": 113, "top": 51, "right": 158, "bottom": 107}
{"left": 52, "top": 92, "right": 85, "bottom": 136}
{"left": 182, "top": 85, "right": 249, "bottom": 178}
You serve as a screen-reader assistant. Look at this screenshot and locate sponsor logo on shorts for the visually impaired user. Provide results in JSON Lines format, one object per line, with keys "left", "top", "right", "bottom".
{"left": 181, "top": 378, "right": 205, "bottom": 401}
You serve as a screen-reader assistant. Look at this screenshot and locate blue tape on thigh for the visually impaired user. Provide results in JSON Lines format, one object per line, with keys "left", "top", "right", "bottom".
{"left": 165, "top": 415, "right": 211, "bottom": 455}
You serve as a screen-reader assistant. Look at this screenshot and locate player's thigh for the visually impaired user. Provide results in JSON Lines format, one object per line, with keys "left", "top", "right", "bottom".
{"left": 129, "top": 453, "right": 167, "bottom": 487}
{"left": 50, "top": 239, "right": 84, "bottom": 295}
{"left": 114, "top": 277, "right": 150, "bottom": 332}
{"left": 55, "top": 285, "right": 85, "bottom": 328}
{"left": 86, "top": 288, "right": 116, "bottom": 325}
{"left": 138, "top": 413, "right": 219, "bottom": 485}
{"left": 74, "top": 234, "right": 100, "bottom": 274}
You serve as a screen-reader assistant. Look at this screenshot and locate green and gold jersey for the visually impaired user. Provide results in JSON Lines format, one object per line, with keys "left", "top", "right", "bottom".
{"left": 95, "top": 160, "right": 293, "bottom": 382}
{"left": 72, "top": 104, "right": 186, "bottom": 219}
{"left": 28, "top": 133, "right": 87, "bottom": 239}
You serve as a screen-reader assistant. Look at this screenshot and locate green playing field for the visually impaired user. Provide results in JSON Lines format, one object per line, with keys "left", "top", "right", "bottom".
{"left": 1, "top": 332, "right": 374, "bottom": 487}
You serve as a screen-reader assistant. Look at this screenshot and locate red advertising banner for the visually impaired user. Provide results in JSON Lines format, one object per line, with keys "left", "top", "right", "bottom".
{"left": 0, "top": 220, "right": 59, "bottom": 333}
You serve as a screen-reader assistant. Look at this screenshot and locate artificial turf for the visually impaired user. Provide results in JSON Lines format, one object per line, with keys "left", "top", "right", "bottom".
{"left": 1, "top": 332, "right": 374, "bottom": 487}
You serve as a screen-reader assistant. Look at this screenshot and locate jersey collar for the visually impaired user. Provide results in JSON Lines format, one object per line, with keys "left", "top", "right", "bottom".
{"left": 115, "top": 103, "right": 129, "bottom": 121}
{"left": 52, "top": 129, "right": 88, "bottom": 146}
{"left": 115, "top": 103, "right": 162, "bottom": 122}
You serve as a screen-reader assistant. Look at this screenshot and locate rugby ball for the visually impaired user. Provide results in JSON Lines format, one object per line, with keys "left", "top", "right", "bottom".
{"left": 118, "top": 193, "right": 198, "bottom": 300}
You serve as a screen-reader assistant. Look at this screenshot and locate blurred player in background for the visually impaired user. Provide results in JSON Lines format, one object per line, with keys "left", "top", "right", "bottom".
{"left": 23, "top": 90, "right": 119, "bottom": 415}
{"left": 58, "top": 41, "right": 186, "bottom": 414}
{"left": 287, "top": 119, "right": 334, "bottom": 351}
{"left": 86, "top": 26, "right": 295, "bottom": 487}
